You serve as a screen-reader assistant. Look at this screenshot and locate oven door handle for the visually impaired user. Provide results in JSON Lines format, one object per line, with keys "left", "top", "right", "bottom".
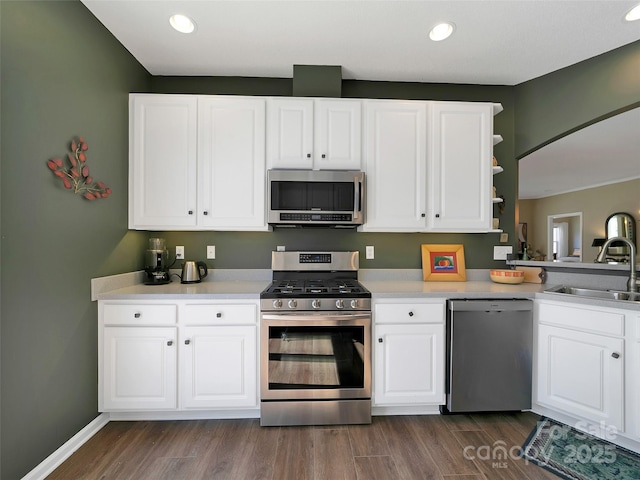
{"left": 261, "top": 313, "right": 371, "bottom": 322}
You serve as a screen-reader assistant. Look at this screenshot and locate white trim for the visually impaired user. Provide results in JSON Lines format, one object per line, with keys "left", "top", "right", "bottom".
{"left": 21, "top": 413, "right": 110, "bottom": 480}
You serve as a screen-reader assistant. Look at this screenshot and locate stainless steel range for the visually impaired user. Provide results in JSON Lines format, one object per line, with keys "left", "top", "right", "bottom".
{"left": 260, "top": 251, "right": 372, "bottom": 426}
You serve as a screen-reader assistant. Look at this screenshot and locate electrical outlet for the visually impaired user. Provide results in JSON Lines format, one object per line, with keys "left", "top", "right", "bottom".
{"left": 366, "top": 246, "right": 375, "bottom": 259}
{"left": 500, "top": 233, "right": 509, "bottom": 243}
{"left": 207, "top": 245, "right": 216, "bottom": 259}
{"left": 176, "top": 246, "right": 184, "bottom": 260}
{"left": 276, "top": 245, "right": 286, "bottom": 252}
{"left": 493, "top": 245, "right": 513, "bottom": 260}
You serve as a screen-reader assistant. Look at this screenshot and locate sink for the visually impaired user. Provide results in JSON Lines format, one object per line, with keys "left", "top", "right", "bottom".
{"left": 544, "top": 285, "right": 640, "bottom": 303}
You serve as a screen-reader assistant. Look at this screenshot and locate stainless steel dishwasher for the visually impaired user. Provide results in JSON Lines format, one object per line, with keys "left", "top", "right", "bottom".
{"left": 441, "top": 299, "right": 533, "bottom": 414}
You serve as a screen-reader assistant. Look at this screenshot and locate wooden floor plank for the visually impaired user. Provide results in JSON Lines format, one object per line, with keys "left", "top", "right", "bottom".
{"left": 271, "top": 426, "right": 314, "bottom": 480}
{"left": 227, "top": 422, "right": 280, "bottom": 480}
{"left": 451, "top": 429, "right": 534, "bottom": 480}
{"left": 410, "top": 415, "right": 483, "bottom": 476}
{"left": 348, "top": 418, "right": 391, "bottom": 457}
{"left": 314, "top": 428, "right": 358, "bottom": 480}
{"left": 353, "top": 455, "right": 401, "bottom": 480}
{"left": 376, "top": 415, "right": 444, "bottom": 480}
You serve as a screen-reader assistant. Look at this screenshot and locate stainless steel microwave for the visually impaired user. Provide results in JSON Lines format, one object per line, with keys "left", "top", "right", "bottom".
{"left": 267, "top": 169, "right": 365, "bottom": 227}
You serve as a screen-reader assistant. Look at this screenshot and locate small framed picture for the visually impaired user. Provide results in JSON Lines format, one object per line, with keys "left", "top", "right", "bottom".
{"left": 421, "top": 244, "right": 466, "bottom": 281}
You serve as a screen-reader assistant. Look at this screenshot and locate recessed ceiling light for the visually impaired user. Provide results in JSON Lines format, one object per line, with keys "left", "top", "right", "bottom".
{"left": 169, "top": 14, "right": 196, "bottom": 34}
{"left": 625, "top": 4, "right": 640, "bottom": 21}
{"left": 429, "top": 22, "right": 455, "bottom": 41}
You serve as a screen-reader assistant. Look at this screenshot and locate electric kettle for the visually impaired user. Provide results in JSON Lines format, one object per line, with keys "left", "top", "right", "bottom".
{"left": 180, "top": 261, "right": 208, "bottom": 284}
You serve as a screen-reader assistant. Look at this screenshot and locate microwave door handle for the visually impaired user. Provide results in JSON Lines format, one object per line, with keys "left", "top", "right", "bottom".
{"left": 353, "top": 178, "right": 362, "bottom": 221}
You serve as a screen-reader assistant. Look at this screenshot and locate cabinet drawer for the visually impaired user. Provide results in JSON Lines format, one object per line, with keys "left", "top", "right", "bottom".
{"left": 103, "top": 303, "right": 177, "bottom": 325}
{"left": 537, "top": 301, "right": 624, "bottom": 337}
{"left": 184, "top": 303, "right": 257, "bottom": 325}
{"left": 375, "top": 302, "right": 445, "bottom": 324}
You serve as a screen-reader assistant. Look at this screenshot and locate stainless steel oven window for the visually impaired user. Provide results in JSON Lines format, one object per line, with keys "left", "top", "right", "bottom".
{"left": 260, "top": 313, "right": 371, "bottom": 400}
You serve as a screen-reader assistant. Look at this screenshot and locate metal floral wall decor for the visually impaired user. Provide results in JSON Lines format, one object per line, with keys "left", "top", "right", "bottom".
{"left": 46, "top": 136, "right": 112, "bottom": 200}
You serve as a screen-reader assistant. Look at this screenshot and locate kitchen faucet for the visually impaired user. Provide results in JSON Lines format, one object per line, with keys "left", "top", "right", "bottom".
{"left": 595, "top": 236, "right": 639, "bottom": 292}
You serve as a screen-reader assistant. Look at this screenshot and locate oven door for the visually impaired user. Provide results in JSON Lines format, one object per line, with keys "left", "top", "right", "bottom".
{"left": 260, "top": 312, "right": 371, "bottom": 400}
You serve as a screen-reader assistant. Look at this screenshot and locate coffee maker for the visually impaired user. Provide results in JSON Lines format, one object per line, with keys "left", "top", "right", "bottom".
{"left": 144, "top": 237, "right": 171, "bottom": 285}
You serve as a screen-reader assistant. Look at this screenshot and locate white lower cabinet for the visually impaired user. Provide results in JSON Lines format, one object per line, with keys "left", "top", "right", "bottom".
{"left": 102, "top": 326, "right": 178, "bottom": 410}
{"left": 99, "top": 300, "right": 258, "bottom": 413}
{"left": 535, "top": 300, "right": 625, "bottom": 433}
{"left": 180, "top": 325, "right": 257, "bottom": 409}
{"left": 373, "top": 299, "right": 445, "bottom": 406}
{"left": 627, "top": 312, "right": 640, "bottom": 441}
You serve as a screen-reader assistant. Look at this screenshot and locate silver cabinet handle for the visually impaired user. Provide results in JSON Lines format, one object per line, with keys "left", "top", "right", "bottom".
{"left": 322, "top": 154, "right": 326, "bottom": 158}
{"left": 167, "top": 340, "right": 173, "bottom": 346}
{"left": 185, "top": 339, "right": 191, "bottom": 345}
{"left": 435, "top": 214, "right": 440, "bottom": 218}
{"left": 188, "top": 210, "right": 193, "bottom": 215}
{"left": 408, "top": 311, "right": 414, "bottom": 317}
{"left": 204, "top": 211, "right": 208, "bottom": 215}
{"left": 307, "top": 153, "right": 311, "bottom": 158}
{"left": 378, "top": 338, "right": 383, "bottom": 343}
{"left": 216, "top": 312, "right": 222, "bottom": 318}
{"left": 612, "top": 352, "right": 620, "bottom": 359}
{"left": 134, "top": 312, "right": 141, "bottom": 318}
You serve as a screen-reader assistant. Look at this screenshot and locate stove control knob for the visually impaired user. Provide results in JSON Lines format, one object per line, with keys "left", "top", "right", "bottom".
{"left": 336, "top": 299, "right": 345, "bottom": 309}
{"left": 312, "top": 299, "right": 321, "bottom": 309}
{"left": 288, "top": 299, "right": 297, "bottom": 309}
{"left": 272, "top": 299, "right": 283, "bottom": 309}
{"left": 350, "top": 299, "right": 359, "bottom": 309}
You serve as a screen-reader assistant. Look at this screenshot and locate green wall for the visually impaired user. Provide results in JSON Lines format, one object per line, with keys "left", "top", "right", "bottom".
{"left": 514, "top": 40, "right": 640, "bottom": 158}
{"left": 0, "top": 1, "right": 150, "bottom": 478}
{"left": 150, "top": 79, "right": 517, "bottom": 269}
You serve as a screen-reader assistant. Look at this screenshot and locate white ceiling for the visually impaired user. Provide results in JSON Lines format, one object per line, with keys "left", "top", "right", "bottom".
{"left": 81, "top": 0, "right": 640, "bottom": 197}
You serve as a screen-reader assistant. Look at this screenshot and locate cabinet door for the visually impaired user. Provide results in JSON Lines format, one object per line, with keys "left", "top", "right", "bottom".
{"left": 627, "top": 313, "right": 640, "bottom": 440}
{"left": 428, "top": 102, "right": 492, "bottom": 231}
{"left": 181, "top": 326, "right": 257, "bottom": 409}
{"left": 361, "top": 101, "right": 427, "bottom": 231}
{"left": 374, "top": 323, "right": 444, "bottom": 405}
{"left": 267, "top": 98, "right": 314, "bottom": 169}
{"left": 129, "top": 94, "right": 197, "bottom": 229}
{"left": 314, "top": 100, "right": 362, "bottom": 170}
{"left": 198, "top": 97, "right": 267, "bottom": 230}
{"left": 537, "top": 324, "right": 624, "bottom": 431}
{"left": 101, "top": 327, "right": 177, "bottom": 411}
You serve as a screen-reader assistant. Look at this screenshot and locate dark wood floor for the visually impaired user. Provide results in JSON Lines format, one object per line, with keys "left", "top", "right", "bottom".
{"left": 46, "top": 412, "right": 560, "bottom": 480}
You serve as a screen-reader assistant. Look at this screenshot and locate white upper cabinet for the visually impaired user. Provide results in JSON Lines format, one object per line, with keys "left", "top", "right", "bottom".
{"left": 198, "top": 96, "right": 266, "bottom": 229}
{"left": 360, "top": 100, "right": 427, "bottom": 231}
{"left": 427, "top": 101, "right": 494, "bottom": 232}
{"left": 129, "top": 94, "right": 198, "bottom": 229}
{"left": 267, "top": 98, "right": 362, "bottom": 170}
{"left": 129, "top": 94, "right": 267, "bottom": 231}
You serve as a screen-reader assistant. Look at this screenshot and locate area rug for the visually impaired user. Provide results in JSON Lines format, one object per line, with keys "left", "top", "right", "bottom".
{"left": 522, "top": 417, "right": 640, "bottom": 480}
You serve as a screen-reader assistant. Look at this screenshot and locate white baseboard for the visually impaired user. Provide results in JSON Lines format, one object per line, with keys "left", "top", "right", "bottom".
{"left": 22, "top": 413, "right": 110, "bottom": 480}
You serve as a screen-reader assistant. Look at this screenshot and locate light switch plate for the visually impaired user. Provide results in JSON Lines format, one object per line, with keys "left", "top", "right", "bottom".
{"left": 500, "top": 233, "right": 509, "bottom": 243}
{"left": 365, "top": 246, "right": 375, "bottom": 259}
{"left": 493, "top": 245, "right": 513, "bottom": 260}
{"left": 207, "top": 245, "right": 216, "bottom": 259}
